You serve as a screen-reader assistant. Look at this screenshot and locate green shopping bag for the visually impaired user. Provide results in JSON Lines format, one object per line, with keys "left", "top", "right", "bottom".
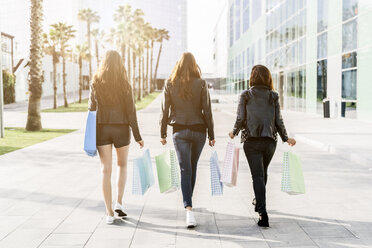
{"left": 155, "top": 149, "right": 180, "bottom": 193}
{"left": 281, "top": 151, "right": 305, "bottom": 194}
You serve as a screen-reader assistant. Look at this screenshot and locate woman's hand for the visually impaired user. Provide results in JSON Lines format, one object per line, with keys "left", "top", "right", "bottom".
{"left": 287, "top": 138, "right": 296, "bottom": 146}
{"left": 228, "top": 131, "right": 235, "bottom": 139}
{"left": 209, "top": 139, "right": 216, "bottom": 147}
{"left": 160, "top": 138, "right": 167, "bottom": 145}
{"left": 137, "top": 140, "right": 144, "bottom": 149}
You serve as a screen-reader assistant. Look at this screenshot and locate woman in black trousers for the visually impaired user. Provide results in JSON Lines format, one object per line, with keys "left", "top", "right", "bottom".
{"left": 229, "top": 65, "right": 296, "bottom": 227}
{"left": 160, "top": 52, "right": 215, "bottom": 228}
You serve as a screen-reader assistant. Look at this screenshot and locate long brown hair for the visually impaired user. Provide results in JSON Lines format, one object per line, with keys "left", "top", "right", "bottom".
{"left": 169, "top": 52, "right": 201, "bottom": 99}
{"left": 92, "top": 50, "right": 130, "bottom": 105}
{"left": 249, "top": 65, "right": 274, "bottom": 90}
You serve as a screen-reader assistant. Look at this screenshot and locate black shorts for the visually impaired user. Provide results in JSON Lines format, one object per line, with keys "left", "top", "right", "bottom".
{"left": 96, "top": 124, "right": 131, "bottom": 148}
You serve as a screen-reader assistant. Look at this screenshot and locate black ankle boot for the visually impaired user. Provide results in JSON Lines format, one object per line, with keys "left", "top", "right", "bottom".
{"left": 257, "top": 213, "right": 269, "bottom": 227}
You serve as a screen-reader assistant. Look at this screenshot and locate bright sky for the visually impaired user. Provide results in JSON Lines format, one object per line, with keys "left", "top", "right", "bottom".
{"left": 187, "top": 0, "right": 226, "bottom": 74}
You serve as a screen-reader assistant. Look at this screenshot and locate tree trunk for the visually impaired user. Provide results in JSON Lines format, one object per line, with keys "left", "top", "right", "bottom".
{"left": 137, "top": 56, "right": 141, "bottom": 101}
{"left": 150, "top": 40, "right": 154, "bottom": 92}
{"left": 146, "top": 45, "right": 149, "bottom": 95}
{"left": 26, "top": 0, "right": 43, "bottom": 131}
{"left": 153, "top": 41, "right": 163, "bottom": 91}
{"left": 62, "top": 56, "right": 68, "bottom": 108}
{"left": 132, "top": 51, "right": 136, "bottom": 99}
{"left": 53, "top": 56, "right": 57, "bottom": 109}
{"left": 79, "top": 56, "right": 83, "bottom": 103}
{"left": 127, "top": 47, "right": 131, "bottom": 86}
{"left": 121, "top": 44, "right": 126, "bottom": 65}
{"left": 87, "top": 22, "right": 92, "bottom": 82}
{"left": 142, "top": 55, "right": 146, "bottom": 96}
{"left": 95, "top": 40, "right": 99, "bottom": 67}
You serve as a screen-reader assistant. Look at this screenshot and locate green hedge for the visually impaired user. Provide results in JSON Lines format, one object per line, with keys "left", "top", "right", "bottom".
{"left": 2, "top": 70, "right": 16, "bottom": 104}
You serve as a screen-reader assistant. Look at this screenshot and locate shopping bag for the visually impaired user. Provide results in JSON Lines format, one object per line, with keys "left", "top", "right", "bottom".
{"left": 281, "top": 151, "right": 305, "bottom": 195}
{"left": 83, "top": 111, "right": 97, "bottom": 157}
{"left": 220, "top": 142, "right": 240, "bottom": 187}
{"left": 132, "top": 149, "right": 155, "bottom": 195}
{"left": 143, "top": 149, "right": 155, "bottom": 187}
{"left": 210, "top": 151, "right": 223, "bottom": 196}
{"left": 155, "top": 149, "right": 180, "bottom": 193}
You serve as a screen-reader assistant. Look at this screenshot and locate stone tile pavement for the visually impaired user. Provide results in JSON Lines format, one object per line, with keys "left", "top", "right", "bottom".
{"left": 1, "top": 95, "right": 372, "bottom": 247}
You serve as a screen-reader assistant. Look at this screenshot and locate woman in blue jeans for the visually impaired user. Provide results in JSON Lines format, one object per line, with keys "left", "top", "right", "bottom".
{"left": 160, "top": 52, "right": 215, "bottom": 228}
{"left": 229, "top": 65, "right": 296, "bottom": 227}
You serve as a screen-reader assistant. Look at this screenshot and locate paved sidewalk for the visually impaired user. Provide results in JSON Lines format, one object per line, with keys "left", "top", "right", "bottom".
{"left": 4, "top": 90, "right": 90, "bottom": 112}
{"left": 1, "top": 95, "right": 372, "bottom": 247}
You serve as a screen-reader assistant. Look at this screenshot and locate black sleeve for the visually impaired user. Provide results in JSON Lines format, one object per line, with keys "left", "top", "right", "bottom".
{"left": 201, "top": 80, "right": 215, "bottom": 140}
{"left": 232, "top": 92, "right": 247, "bottom": 136}
{"left": 160, "top": 81, "right": 171, "bottom": 139}
{"left": 125, "top": 86, "right": 142, "bottom": 142}
{"left": 88, "top": 84, "right": 96, "bottom": 111}
{"left": 274, "top": 93, "right": 288, "bottom": 142}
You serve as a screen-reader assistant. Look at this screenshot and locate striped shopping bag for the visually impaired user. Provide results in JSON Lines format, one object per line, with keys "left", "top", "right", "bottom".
{"left": 220, "top": 142, "right": 239, "bottom": 187}
{"left": 210, "top": 151, "right": 223, "bottom": 196}
{"left": 281, "top": 151, "right": 305, "bottom": 195}
{"left": 132, "top": 149, "right": 155, "bottom": 195}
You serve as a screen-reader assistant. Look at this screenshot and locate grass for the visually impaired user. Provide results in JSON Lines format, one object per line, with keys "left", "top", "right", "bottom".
{"left": 42, "top": 99, "right": 89, "bottom": 113}
{"left": 42, "top": 92, "right": 161, "bottom": 112}
{"left": 0, "top": 127, "right": 76, "bottom": 156}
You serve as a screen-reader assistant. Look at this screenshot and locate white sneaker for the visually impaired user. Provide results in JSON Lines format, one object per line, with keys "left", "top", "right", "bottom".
{"left": 186, "top": 210, "right": 197, "bottom": 228}
{"left": 106, "top": 215, "right": 115, "bottom": 224}
{"left": 114, "top": 202, "right": 127, "bottom": 217}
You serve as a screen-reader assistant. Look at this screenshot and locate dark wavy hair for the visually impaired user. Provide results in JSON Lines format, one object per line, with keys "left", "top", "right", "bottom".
{"left": 169, "top": 52, "right": 201, "bottom": 99}
{"left": 92, "top": 50, "right": 130, "bottom": 105}
{"left": 249, "top": 65, "right": 274, "bottom": 90}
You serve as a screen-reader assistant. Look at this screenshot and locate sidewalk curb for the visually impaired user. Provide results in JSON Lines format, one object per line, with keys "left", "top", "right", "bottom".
{"left": 292, "top": 134, "right": 371, "bottom": 167}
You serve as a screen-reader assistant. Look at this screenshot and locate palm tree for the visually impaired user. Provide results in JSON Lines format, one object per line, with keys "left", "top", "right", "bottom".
{"left": 78, "top": 8, "right": 100, "bottom": 81}
{"left": 149, "top": 28, "right": 158, "bottom": 92}
{"left": 91, "top": 29, "right": 105, "bottom": 67}
{"left": 53, "top": 23, "right": 76, "bottom": 107}
{"left": 75, "top": 44, "right": 90, "bottom": 103}
{"left": 114, "top": 4, "right": 132, "bottom": 65}
{"left": 26, "top": 0, "right": 44, "bottom": 131}
{"left": 42, "top": 29, "right": 60, "bottom": 109}
{"left": 143, "top": 22, "right": 153, "bottom": 96}
{"left": 153, "top": 28, "right": 169, "bottom": 91}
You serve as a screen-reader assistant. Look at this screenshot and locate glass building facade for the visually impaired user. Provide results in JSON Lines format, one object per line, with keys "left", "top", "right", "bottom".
{"left": 225, "top": 0, "right": 372, "bottom": 120}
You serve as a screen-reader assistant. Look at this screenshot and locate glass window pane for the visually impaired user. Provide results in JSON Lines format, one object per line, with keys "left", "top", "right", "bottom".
{"left": 317, "top": 33, "right": 328, "bottom": 60}
{"left": 243, "top": 7, "right": 250, "bottom": 32}
{"left": 229, "top": 5, "right": 234, "bottom": 46}
{"left": 343, "top": 0, "right": 358, "bottom": 21}
{"left": 317, "top": 0, "right": 328, "bottom": 33}
{"left": 342, "top": 19, "right": 357, "bottom": 52}
{"left": 342, "top": 52, "right": 357, "bottom": 69}
{"left": 252, "top": 0, "right": 262, "bottom": 23}
{"left": 342, "top": 70, "right": 357, "bottom": 100}
{"left": 317, "top": 59, "right": 327, "bottom": 100}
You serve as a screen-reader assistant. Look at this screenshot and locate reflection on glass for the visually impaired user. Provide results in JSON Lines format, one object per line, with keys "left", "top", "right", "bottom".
{"left": 317, "top": 0, "right": 328, "bottom": 33}
{"left": 317, "top": 33, "right": 327, "bottom": 59}
{"left": 317, "top": 60, "right": 327, "bottom": 101}
{"left": 343, "top": 0, "right": 358, "bottom": 21}
{"left": 342, "top": 19, "right": 357, "bottom": 52}
{"left": 342, "top": 52, "right": 357, "bottom": 69}
{"left": 229, "top": 4, "right": 234, "bottom": 46}
{"left": 243, "top": 2, "right": 250, "bottom": 32}
{"left": 342, "top": 70, "right": 357, "bottom": 100}
{"left": 235, "top": 0, "right": 241, "bottom": 41}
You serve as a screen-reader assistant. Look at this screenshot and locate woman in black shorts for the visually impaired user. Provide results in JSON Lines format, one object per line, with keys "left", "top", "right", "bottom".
{"left": 88, "top": 50, "right": 144, "bottom": 224}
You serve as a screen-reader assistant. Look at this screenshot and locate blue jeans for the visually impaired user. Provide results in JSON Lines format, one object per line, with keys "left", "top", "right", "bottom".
{"left": 173, "top": 129, "right": 206, "bottom": 208}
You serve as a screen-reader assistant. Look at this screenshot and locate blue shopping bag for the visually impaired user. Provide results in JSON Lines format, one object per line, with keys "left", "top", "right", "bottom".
{"left": 132, "top": 149, "right": 155, "bottom": 195}
{"left": 210, "top": 151, "right": 223, "bottom": 196}
{"left": 84, "top": 111, "right": 97, "bottom": 157}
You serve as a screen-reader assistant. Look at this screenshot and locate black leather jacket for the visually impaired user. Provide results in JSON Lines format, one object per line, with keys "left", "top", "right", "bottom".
{"left": 160, "top": 78, "right": 215, "bottom": 140}
{"left": 232, "top": 85, "right": 288, "bottom": 142}
{"left": 88, "top": 85, "right": 142, "bottom": 142}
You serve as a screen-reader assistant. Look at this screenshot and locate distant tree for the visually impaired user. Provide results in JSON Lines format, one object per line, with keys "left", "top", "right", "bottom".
{"left": 91, "top": 29, "right": 105, "bottom": 67}
{"left": 153, "top": 29, "right": 170, "bottom": 91}
{"left": 75, "top": 44, "right": 90, "bottom": 103}
{"left": 78, "top": 8, "right": 100, "bottom": 81}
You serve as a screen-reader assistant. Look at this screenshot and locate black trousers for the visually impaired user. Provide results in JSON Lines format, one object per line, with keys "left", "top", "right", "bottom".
{"left": 243, "top": 137, "right": 277, "bottom": 214}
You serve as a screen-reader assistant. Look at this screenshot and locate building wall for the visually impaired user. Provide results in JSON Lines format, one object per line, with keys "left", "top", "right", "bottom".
{"left": 226, "top": 0, "right": 372, "bottom": 120}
